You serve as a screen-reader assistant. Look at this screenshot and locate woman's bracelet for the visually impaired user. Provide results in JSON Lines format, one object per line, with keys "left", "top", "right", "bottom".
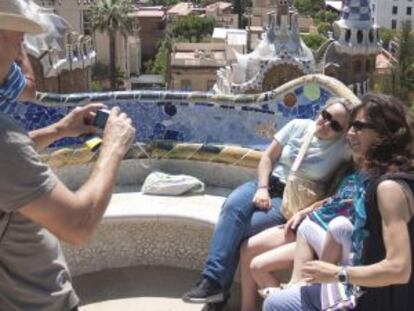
{"left": 257, "top": 185, "right": 269, "bottom": 189}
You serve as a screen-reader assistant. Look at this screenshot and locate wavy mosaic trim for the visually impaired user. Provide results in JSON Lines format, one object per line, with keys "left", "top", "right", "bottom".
{"left": 36, "top": 74, "right": 359, "bottom": 107}
{"left": 41, "top": 141, "right": 263, "bottom": 169}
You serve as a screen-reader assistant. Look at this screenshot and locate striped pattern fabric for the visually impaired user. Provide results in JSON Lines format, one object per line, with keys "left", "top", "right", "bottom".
{"left": 321, "top": 282, "right": 360, "bottom": 311}
{"left": 0, "top": 62, "right": 26, "bottom": 107}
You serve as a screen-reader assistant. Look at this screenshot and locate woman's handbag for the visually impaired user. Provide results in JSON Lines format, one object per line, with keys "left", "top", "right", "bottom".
{"left": 281, "top": 126, "right": 326, "bottom": 220}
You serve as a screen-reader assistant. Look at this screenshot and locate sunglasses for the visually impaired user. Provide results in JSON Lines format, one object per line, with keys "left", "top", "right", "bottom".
{"left": 321, "top": 110, "right": 344, "bottom": 132}
{"left": 350, "top": 120, "right": 376, "bottom": 131}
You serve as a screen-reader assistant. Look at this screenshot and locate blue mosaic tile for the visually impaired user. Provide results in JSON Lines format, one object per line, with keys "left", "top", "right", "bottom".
{"left": 1, "top": 86, "right": 346, "bottom": 149}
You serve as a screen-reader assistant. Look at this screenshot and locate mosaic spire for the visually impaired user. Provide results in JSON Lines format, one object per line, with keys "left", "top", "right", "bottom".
{"left": 340, "top": 0, "right": 372, "bottom": 27}
{"left": 333, "top": 0, "right": 381, "bottom": 55}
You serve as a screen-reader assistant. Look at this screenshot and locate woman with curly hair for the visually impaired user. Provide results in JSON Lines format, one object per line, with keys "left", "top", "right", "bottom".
{"left": 263, "top": 93, "right": 414, "bottom": 311}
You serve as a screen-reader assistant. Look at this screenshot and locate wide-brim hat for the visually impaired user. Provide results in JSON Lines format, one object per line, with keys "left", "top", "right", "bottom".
{"left": 0, "top": 1, "right": 44, "bottom": 35}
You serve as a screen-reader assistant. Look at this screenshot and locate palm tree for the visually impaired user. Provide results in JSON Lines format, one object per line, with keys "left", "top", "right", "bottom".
{"left": 91, "top": 0, "right": 135, "bottom": 90}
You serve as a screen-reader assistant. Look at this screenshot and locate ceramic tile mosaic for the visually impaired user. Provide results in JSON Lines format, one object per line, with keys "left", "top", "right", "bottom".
{"left": 0, "top": 84, "right": 336, "bottom": 149}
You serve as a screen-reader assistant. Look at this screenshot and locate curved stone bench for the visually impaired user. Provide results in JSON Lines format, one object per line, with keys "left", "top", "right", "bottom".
{"left": 58, "top": 158, "right": 256, "bottom": 277}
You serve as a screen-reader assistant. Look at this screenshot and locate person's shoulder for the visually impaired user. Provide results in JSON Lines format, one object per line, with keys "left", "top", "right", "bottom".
{"left": 0, "top": 113, "right": 27, "bottom": 140}
{"left": 376, "top": 179, "right": 411, "bottom": 220}
{"left": 284, "top": 118, "right": 314, "bottom": 132}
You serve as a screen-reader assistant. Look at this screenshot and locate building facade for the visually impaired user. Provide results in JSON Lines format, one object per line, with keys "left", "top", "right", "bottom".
{"left": 371, "top": 0, "right": 414, "bottom": 30}
{"left": 169, "top": 43, "right": 227, "bottom": 91}
{"left": 34, "top": 0, "right": 142, "bottom": 84}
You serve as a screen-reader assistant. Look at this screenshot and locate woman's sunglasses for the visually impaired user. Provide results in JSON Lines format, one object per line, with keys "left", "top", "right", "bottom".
{"left": 321, "top": 110, "right": 343, "bottom": 132}
{"left": 350, "top": 120, "right": 376, "bottom": 131}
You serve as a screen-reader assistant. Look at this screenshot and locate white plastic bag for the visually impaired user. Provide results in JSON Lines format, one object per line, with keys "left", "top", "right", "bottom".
{"left": 141, "top": 171, "right": 205, "bottom": 195}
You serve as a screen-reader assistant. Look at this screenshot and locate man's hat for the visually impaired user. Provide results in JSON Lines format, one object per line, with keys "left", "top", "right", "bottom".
{"left": 0, "top": 0, "right": 44, "bottom": 35}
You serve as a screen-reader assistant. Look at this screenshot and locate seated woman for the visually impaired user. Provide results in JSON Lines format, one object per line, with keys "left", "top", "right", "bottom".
{"left": 182, "top": 98, "right": 354, "bottom": 310}
{"left": 240, "top": 158, "right": 364, "bottom": 311}
{"left": 262, "top": 94, "right": 414, "bottom": 311}
{"left": 254, "top": 167, "right": 367, "bottom": 294}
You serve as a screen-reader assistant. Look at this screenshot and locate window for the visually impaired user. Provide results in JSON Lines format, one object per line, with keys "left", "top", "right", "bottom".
{"left": 392, "top": 6, "right": 398, "bottom": 14}
{"left": 181, "top": 80, "right": 192, "bottom": 91}
{"left": 345, "top": 29, "right": 351, "bottom": 42}
{"left": 82, "top": 10, "right": 92, "bottom": 36}
{"left": 357, "top": 30, "right": 364, "bottom": 43}
{"left": 407, "top": 7, "right": 412, "bottom": 15}
{"left": 391, "top": 19, "right": 397, "bottom": 29}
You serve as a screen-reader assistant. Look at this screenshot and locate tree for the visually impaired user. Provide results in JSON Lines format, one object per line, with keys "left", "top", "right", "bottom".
{"left": 91, "top": 0, "right": 135, "bottom": 90}
{"left": 391, "top": 21, "right": 414, "bottom": 102}
{"left": 379, "top": 28, "right": 396, "bottom": 49}
{"left": 145, "top": 37, "right": 171, "bottom": 76}
{"left": 301, "top": 33, "right": 327, "bottom": 50}
{"left": 171, "top": 15, "right": 215, "bottom": 43}
{"left": 294, "top": 0, "right": 324, "bottom": 16}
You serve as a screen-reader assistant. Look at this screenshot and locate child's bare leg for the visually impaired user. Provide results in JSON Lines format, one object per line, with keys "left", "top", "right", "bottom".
{"left": 250, "top": 242, "right": 296, "bottom": 288}
{"left": 321, "top": 216, "right": 354, "bottom": 265}
{"left": 240, "top": 226, "right": 295, "bottom": 311}
{"left": 289, "top": 217, "right": 326, "bottom": 284}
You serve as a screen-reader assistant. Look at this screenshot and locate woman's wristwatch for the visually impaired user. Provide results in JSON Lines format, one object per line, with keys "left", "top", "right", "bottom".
{"left": 337, "top": 266, "right": 349, "bottom": 284}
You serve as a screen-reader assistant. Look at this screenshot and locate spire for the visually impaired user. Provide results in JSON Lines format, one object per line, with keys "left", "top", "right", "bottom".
{"left": 340, "top": 0, "right": 372, "bottom": 28}
{"left": 333, "top": 0, "right": 381, "bottom": 55}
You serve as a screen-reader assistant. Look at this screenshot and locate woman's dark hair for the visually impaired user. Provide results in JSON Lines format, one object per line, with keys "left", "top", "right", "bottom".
{"left": 353, "top": 93, "right": 414, "bottom": 174}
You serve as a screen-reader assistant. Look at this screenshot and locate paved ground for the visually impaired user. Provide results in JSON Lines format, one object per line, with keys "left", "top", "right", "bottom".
{"left": 74, "top": 266, "right": 241, "bottom": 311}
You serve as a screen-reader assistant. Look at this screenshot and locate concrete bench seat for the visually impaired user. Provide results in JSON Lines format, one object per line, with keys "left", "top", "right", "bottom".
{"left": 105, "top": 185, "right": 232, "bottom": 226}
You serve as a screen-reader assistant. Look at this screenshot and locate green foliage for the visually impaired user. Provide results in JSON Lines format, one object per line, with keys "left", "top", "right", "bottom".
{"left": 294, "top": 0, "right": 324, "bottom": 16}
{"left": 379, "top": 28, "right": 397, "bottom": 48}
{"left": 381, "top": 21, "right": 414, "bottom": 103}
{"left": 149, "top": 0, "right": 179, "bottom": 6}
{"left": 313, "top": 9, "right": 339, "bottom": 25}
{"left": 90, "top": 0, "right": 135, "bottom": 36}
{"left": 301, "top": 33, "right": 327, "bottom": 50}
{"left": 172, "top": 15, "right": 216, "bottom": 43}
{"left": 146, "top": 38, "right": 171, "bottom": 75}
{"left": 91, "top": 80, "right": 104, "bottom": 92}
{"left": 317, "top": 22, "right": 332, "bottom": 36}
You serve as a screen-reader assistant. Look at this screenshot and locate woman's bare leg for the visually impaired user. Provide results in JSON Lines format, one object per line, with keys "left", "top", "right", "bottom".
{"left": 250, "top": 242, "right": 296, "bottom": 288}
{"left": 240, "top": 226, "right": 295, "bottom": 311}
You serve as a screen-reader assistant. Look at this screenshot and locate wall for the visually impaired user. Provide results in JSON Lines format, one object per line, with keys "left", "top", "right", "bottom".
{"left": 2, "top": 74, "right": 359, "bottom": 149}
{"left": 371, "top": 0, "right": 414, "bottom": 30}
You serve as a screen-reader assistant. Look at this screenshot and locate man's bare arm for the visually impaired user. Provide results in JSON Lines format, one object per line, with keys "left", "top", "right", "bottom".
{"left": 20, "top": 108, "right": 135, "bottom": 245}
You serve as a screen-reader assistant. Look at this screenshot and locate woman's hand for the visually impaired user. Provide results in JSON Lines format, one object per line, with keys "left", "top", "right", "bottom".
{"left": 283, "top": 210, "right": 306, "bottom": 236}
{"left": 302, "top": 260, "right": 341, "bottom": 284}
{"left": 252, "top": 188, "right": 272, "bottom": 210}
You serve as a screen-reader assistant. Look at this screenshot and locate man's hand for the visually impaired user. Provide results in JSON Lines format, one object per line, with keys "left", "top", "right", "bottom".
{"left": 302, "top": 260, "right": 341, "bottom": 284}
{"left": 56, "top": 103, "right": 107, "bottom": 137}
{"left": 252, "top": 188, "right": 272, "bottom": 210}
{"left": 101, "top": 107, "right": 136, "bottom": 159}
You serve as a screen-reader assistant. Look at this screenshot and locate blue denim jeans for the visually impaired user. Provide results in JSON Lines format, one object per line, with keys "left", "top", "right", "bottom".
{"left": 202, "top": 180, "right": 286, "bottom": 290}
